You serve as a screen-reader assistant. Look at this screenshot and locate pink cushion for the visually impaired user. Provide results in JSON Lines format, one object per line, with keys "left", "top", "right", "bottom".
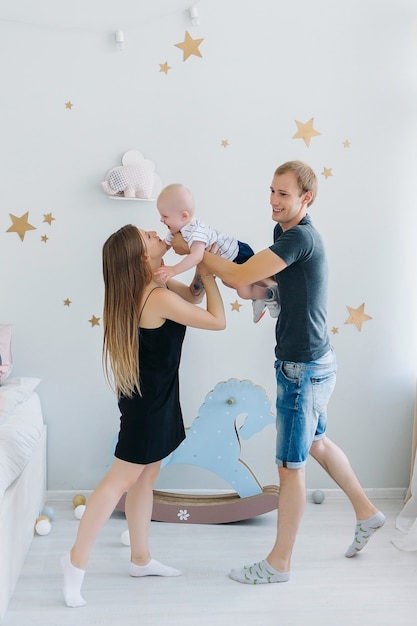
{"left": 0, "top": 324, "right": 13, "bottom": 383}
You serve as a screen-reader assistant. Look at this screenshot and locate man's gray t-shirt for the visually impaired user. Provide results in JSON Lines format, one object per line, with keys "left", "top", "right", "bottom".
{"left": 269, "top": 214, "right": 330, "bottom": 362}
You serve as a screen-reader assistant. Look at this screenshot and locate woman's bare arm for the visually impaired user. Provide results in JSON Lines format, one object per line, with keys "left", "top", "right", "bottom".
{"left": 152, "top": 274, "right": 226, "bottom": 331}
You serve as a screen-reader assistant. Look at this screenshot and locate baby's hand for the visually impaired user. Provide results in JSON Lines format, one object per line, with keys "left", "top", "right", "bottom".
{"left": 154, "top": 265, "right": 176, "bottom": 283}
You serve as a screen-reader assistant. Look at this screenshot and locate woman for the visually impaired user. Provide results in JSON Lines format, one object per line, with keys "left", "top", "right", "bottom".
{"left": 61, "top": 225, "right": 225, "bottom": 608}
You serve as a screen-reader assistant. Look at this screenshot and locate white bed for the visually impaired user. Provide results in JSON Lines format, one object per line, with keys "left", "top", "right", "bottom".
{"left": 0, "top": 379, "right": 46, "bottom": 623}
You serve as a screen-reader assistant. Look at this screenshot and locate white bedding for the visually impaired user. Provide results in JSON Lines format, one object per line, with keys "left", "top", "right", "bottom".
{"left": 0, "top": 392, "right": 44, "bottom": 499}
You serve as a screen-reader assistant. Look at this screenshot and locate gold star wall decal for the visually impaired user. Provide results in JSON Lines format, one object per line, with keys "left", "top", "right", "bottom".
{"left": 41, "top": 234, "right": 49, "bottom": 243}
{"left": 65, "top": 101, "right": 73, "bottom": 109}
{"left": 6, "top": 212, "right": 36, "bottom": 241}
{"left": 331, "top": 327, "right": 339, "bottom": 334}
{"left": 292, "top": 118, "right": 321, "bottom": 147}
{"left": 89, "top": 315, "right": 100, "bottom": 327}
{"left": 344, "top": 303, "right": 373, "bottom": 331}
{"left": 159, "top": 61, "right": 172, "bottom": 74}
{"left": 43, "top": 213, "right": 55, "bottom": 225}
{"left": 343, "top": 139, "right": 351, "bottom": 148}
{"left": 63, "top": 299, "right": 72, "bottom": 307}
{"left": 230, "top": 300, "right": 242, "bottom": 312}
{"left": 221, "top": 139, "right": 229, "bottom": 148}
{"left": 175, "top": 31, "right": 204, "bottom": 61}
{"left": 321, "top": 167, "right": 333, "bottom": 179}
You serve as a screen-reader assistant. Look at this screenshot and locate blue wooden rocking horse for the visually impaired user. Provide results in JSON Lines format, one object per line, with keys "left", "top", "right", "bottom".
{"left": 162, "top": 378, "right": 275, "bottom": 498}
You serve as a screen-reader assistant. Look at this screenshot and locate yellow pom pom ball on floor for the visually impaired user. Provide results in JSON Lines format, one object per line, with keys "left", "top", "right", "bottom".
{"left": 72, "top": 493, "right": 86, "bottom": 508}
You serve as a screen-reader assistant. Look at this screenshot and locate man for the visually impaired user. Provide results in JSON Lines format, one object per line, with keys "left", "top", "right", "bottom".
{"left": 199, "top": 160, "right": 385, "bottom": 584}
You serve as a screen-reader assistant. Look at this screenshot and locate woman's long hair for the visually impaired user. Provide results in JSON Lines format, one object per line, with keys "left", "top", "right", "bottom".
{"left": 102, "top": 225, "right": 153, "bottom": 397}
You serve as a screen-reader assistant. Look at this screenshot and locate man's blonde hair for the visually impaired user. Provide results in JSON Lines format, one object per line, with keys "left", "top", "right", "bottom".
{"left": 274, "top": 161, "right": 318, "bottom": 207}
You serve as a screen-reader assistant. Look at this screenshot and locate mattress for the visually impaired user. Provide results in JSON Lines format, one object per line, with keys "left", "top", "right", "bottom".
{"left": 0, "top": 392, "right": 44, "bottom": 499}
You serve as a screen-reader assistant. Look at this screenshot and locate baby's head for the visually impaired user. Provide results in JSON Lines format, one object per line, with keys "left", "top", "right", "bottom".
{"left": 157, "top": 184, "right": 195, "bottom": 233}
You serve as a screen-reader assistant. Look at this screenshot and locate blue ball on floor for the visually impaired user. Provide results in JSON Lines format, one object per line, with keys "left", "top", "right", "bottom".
{"left": 312, "top": 490, "right": 325, "bottom": 504}
{"left": 41, "top": 505, "right": 55, "bottom": 521}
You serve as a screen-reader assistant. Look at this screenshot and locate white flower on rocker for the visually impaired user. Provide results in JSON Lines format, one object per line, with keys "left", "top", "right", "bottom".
{"left": 177, "top": 509, "right": 190, "bottom": 521}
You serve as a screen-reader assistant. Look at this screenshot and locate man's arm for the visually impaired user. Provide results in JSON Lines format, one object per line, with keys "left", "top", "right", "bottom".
{"left": 203, "top": 248, "right": 287, "bottom": 288}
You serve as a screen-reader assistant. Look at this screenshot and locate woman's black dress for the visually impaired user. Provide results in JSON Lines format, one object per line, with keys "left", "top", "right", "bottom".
{"left": 115, "top": 293, "right": 187, "bottom": 464}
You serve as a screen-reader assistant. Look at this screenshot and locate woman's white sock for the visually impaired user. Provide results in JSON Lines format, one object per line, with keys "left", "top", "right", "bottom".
{"left": 129, "top": 559, "right": 182, "bottom": 577}
{"left": 60, "top": 552, "right": 87, "bottom": 607}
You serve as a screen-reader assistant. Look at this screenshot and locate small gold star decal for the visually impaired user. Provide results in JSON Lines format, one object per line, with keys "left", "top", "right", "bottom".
{"left": 221, "top": 139, "right": 229, "bottom": 148}
{"left": 63, "top": 299, "right": 72, "bottom": 307}
{"left": 41, "top": 234, "right": 49, "bottom": 243}
{"left": 343, "top": 139, "right": 351, "bottom": 148}
{"left": 159, "top": 61, "right": 172, "bottom": 74}
{"left": 43, "top": 213, "right": 55, "bottom": 225}
{"left": 175, "top": 31, "right": 204, "bottom": 61}
{"left": 89, "top": 315, "right": 101, "bottom": 327}
{"left": 321, "top": 167, "right": 333, "bottom": 179}
{"left": 65, "top": 101, "right": 74, "bottom": 109}
{"left": 344, "top": 303, "right": 373, "bottom": 331}
{"left": 292, "top": 117, "right": 321, "bottom": 147}
{"left": 331, "top": 327, "right": 339, "bottom": 334}
{"left": 6, "top": 212, "right": 36, "bottom": 241}
{"left": 230, "top": 300, "right": 242, "bottom": 312}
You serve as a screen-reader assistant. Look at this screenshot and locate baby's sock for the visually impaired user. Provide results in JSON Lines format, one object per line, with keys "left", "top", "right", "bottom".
{"left": 345, "top": 510, "right": 386, "bottom": 558}
{"left": 60, "top": 552, "right": 87, "bottom": 608}
{"left": 129, "top": 559, "right": 182, "bottom": 577}
{"left": 230, "top": 559, "right": 289, "bottom": 584}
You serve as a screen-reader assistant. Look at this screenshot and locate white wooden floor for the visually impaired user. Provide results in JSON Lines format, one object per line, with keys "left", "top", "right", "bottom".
{"left": 3, "top": 496, "right": 417, "bottom": 626}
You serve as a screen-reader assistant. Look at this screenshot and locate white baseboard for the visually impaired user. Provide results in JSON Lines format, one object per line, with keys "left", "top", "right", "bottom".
{"left": 306, "top": 487, "right": 407, "bottom": 500}
{"left": 47, "top": 490, "right": 93, "bottom": 501}
{"left": 47, "top": 487, "right": 407, "bottom": 502}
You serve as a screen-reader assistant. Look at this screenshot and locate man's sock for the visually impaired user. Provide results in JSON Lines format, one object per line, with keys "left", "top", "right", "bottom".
{"left": 345, "top": 510, "right": 386, "bottom": 558}
{"left": 60, "top": 552, "right": 87, "bottom": 608}
{"left": 129, "top": 559, "right": 182, "bottom": 577}
{"left": 229, "top": 559, "right": 289, "bottom": 584}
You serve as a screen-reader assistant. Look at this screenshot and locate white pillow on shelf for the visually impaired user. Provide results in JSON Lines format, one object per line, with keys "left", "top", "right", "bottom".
{"left": 0, "top": 377, "right": 41, "bottom": 424}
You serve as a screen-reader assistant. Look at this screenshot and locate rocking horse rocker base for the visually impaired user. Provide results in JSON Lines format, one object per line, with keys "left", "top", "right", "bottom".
{"left": 115, "top": 485, "right": 280, "bottom": 524}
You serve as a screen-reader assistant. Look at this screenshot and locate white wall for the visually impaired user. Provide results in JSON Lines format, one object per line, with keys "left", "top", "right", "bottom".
{"left": 1, "top": 0, "right": 416, "bottom": 492}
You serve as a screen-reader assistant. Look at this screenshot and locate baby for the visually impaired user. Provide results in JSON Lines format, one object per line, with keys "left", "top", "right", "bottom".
{"left": 154, "top": 183, "right": 279, "bottom": 323}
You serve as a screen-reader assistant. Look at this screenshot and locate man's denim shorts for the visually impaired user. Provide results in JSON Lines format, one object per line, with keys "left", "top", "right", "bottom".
{"left": 274, "top": 348, "right": 337, "bottom": 469}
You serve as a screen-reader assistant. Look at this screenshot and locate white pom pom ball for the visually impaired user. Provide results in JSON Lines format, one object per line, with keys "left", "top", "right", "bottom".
{"left": 35, "top": 517, "right": 52, "bottom": 535}
{"left": 74, "top": 504, "right": 86, "bottom": 519}
{"left": 121, "top": 529, "right": 130, "bottom": 546}
{"left": 312, "top": 489, "right": 325, "bottom": 504}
